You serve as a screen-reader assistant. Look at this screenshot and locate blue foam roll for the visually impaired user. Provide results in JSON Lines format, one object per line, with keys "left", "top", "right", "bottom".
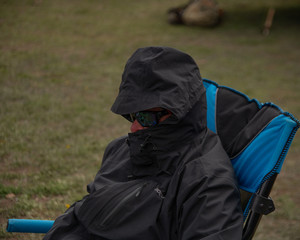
{"left": 7, "top": 219, "right": 54, "bottom": 233}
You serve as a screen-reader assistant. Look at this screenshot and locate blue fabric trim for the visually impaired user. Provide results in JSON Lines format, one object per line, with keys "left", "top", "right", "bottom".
{"left": 260, "top": 116, "right": 300, "bottom": 184}
{"left": 231, "top": 114, "right": 298, "bottom": 193}
{"left": 203, "top": 80, "right": 217, "bottom": 133}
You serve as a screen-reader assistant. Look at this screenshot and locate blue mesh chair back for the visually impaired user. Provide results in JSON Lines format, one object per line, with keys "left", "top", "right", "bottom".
{"left": 203, "top": 79, "right": 299, "bottom": 239}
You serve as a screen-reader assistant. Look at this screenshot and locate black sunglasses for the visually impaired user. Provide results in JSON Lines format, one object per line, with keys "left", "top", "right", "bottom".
{"left": 125, "top": 110, "right": 169, "bottom": 127}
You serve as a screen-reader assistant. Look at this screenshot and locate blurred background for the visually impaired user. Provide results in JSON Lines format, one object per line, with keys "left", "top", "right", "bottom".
{"left": 0, "top": 0, "right": 299, "bottom": 239}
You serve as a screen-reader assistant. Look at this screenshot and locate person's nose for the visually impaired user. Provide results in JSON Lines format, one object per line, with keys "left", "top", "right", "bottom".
{"left": 130, "top": 119, "right": 147, "bottom": 133}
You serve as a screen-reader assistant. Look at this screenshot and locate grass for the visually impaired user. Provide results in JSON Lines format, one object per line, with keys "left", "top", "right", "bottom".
{"left": 0, "top": 0, "right": 299, "bottom": 239}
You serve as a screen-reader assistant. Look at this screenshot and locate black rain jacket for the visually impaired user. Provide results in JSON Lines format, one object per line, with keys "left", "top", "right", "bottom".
{"left": 44, "top": 47, "right": 243, "bottom": 240}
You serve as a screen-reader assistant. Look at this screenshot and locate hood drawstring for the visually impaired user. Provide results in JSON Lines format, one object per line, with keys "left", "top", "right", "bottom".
{"left": 140, "top": 134, "right": 151, "bottom": 149}
{"left": 140, "top": 134, "right": 158, "bottom": 151}
{"left": 127, "top": 134, "right": 158, "bottom": 153}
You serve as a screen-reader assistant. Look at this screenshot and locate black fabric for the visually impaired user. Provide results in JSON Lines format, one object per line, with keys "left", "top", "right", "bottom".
{"left": 44, "top": 47, "right": 243, "bottom": 240}
{"left": 216, "top": 87, "right": 281, "bottom": 158}
{"left": 111, "top": 46, "right": 206, "bottom": 124}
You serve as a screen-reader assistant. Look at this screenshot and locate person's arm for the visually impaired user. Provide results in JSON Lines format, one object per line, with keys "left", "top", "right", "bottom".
{"left": 43, "top": 196, "right": 90, "bottom": 240}
{"left": 43, "top": 139, "right": 119, "bottom": 240}
{"left": 177, "top": 160, "right": 243, "bottom": 240}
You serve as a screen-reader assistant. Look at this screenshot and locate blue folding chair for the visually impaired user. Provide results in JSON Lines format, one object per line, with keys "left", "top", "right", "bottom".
{"left": 7, "top": 79, "right": 299, "bottom": 239}
{"left": 203, "top": 79, "right": 299, "bottom": 239}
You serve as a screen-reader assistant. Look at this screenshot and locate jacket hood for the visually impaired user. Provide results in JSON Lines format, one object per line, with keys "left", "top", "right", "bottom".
{"left": 111, "top": 46, "right": 206, "bottom": 124}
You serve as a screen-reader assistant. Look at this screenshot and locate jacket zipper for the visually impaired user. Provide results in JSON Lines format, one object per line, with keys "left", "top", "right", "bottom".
{"left": 154, "top": 187, "right": 165, "bottom": 199}
{"left": 100, "top": 183, "right": 148, "bottom": 226}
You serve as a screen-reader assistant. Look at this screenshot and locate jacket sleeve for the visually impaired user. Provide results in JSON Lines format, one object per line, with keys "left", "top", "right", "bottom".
{"left": 177, "top": 159, "right": 243, "bottom": 240}
{"left": 43, "top": 138, "right": 123, "bottom": 240}
{"left": 43, "top": 196, "right": 91, "bottom": 240}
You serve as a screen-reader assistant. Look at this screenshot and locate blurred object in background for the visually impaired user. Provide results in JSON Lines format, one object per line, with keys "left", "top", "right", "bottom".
{"left": 262, "top": 8, "right": 276, "bottom": 36}
{"left": 167, "top": 0, "right": 223, "bottom": 27}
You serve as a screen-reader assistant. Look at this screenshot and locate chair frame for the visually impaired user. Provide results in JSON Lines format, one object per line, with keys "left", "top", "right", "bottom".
{"left": 242, "top": 174, "right": 277, "bottom": 239}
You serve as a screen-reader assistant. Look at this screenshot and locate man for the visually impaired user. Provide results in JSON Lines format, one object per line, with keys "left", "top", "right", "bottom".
{"left": 44, "top": 46, "right": 243, "bottom": 240}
